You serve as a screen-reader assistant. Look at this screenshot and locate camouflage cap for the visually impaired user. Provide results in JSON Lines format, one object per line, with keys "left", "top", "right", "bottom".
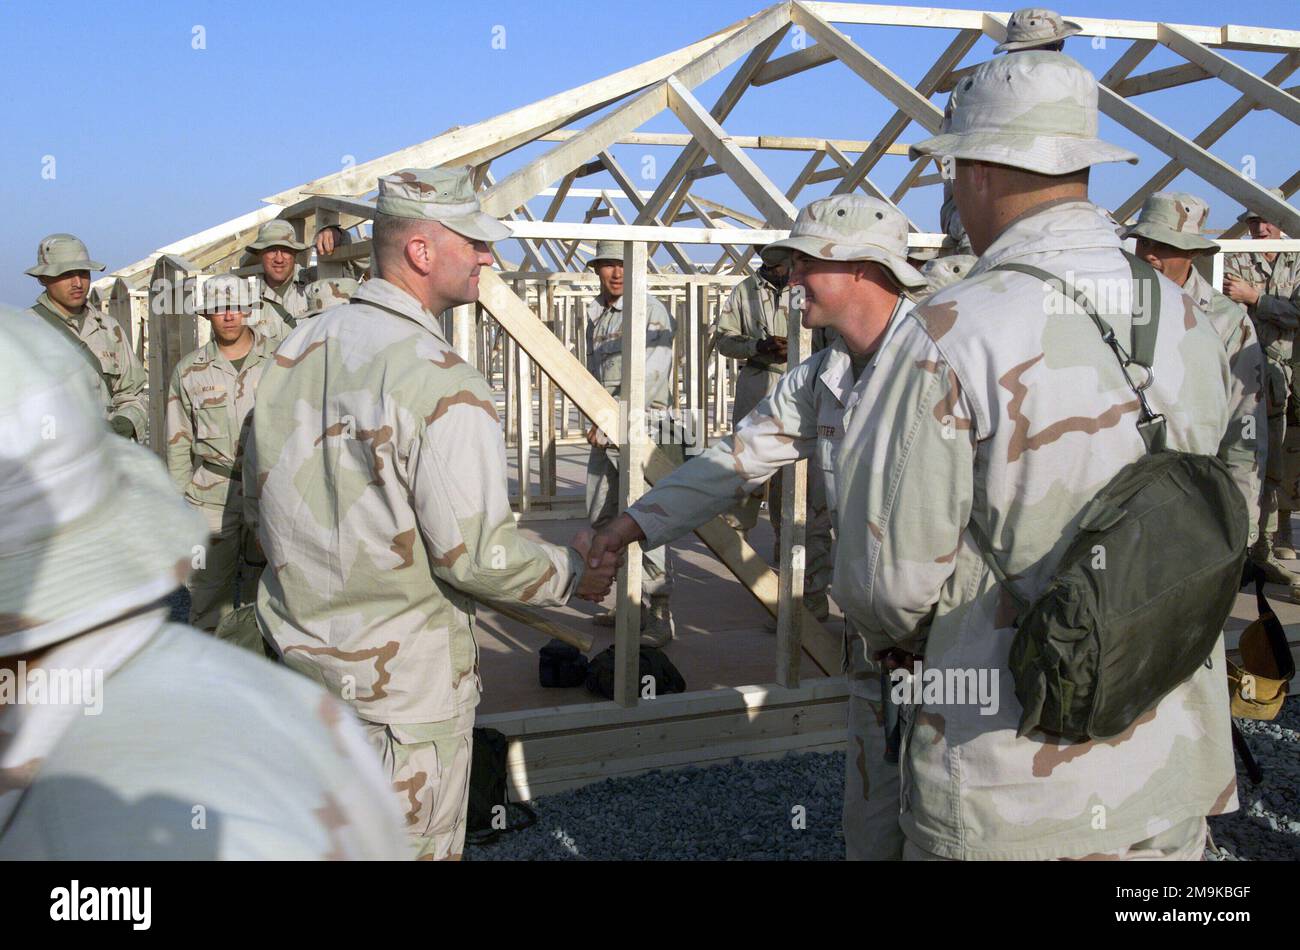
{"left": 197, "top": 274, "right": 256, "bottom": 314}
{"left": 247, "top": 219, "right": 309, "bottom": 254}
{"left": 25, "top": 233, "right": 106, "bottom": 278}
{"left": 375, "top": 165, "right": 510, "bottom": 242}
{"left": 303, "top": 277, "right": 360, "bottom": 317}
{"left": 0, "top": 308, "right": 207, "bottom": 657}
{"left": 995, "top": 7, "right": 1082, "bottom": 52}
{"left": 1123, "top": 192, "right": 1218, "bottom": 254}
{"left": 922, "top": 254, "right": 979, "bottom": 292}
{"left": 588, "top": 240, "right": 624, "bottom": 267}
{"left": 760, "top": 195, "right": 928, "bottom": 289}
{"left": 910, "top": 51, "right": 1138, "bottom": 176}
{"left": 1237, "top": 186, "right": 1287, "bottom": 224}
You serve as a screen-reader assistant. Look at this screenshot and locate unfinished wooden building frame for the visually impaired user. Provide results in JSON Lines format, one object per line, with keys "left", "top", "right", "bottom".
{"left": 109, "top": 3, "right": 1300, "bottom": 794}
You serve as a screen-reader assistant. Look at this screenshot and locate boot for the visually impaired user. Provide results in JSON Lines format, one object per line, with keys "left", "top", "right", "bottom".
{"left": 1251, "top": 534, "right": 1299, "bottom": 585}
{"left": 1275, "top": 512, "right": 1296, "bottom": 560}
{"left": 592, "top": 609, "right": 647, "bottom": 630}
{"left": 641, "top": 595, "right": 675, "bottom": 648}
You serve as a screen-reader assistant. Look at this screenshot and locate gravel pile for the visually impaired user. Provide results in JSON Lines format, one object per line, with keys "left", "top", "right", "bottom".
{"left": 472, "top": 699, "right": 1300, "bottom": 861}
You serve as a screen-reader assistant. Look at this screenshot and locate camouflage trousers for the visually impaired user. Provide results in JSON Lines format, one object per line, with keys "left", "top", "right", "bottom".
{"left": 901, "top": 815, "right": 1207, "bottom": 861}
{"left": 843, "top": 629, "right": 902, "bottom": 860}
{"left": 1261, "top": 357, "right": 1300, "bottom": 528}
{"left": 188, "top": 502, "right": 261, "bottom": 633}
{"left": 360, "top": 710, "right": 474, "bottom": 861}
{"left": 587, "top": 442, "right": 684, "bottom": 598}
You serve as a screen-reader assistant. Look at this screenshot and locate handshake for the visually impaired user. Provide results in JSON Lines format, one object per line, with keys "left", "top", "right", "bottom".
{"left": 568, "top": 514, "right": 648, "bottom": 602}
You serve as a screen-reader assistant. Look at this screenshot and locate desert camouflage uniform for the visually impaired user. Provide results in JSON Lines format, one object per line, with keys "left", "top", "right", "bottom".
{"left": 833, "top": 199, "right": 1238, "bottom": 860}
{"left": 249, "top": 277, "right": 583, "bottom": 859}
{"left": 26, "top": 292, "right": 149, "bottom": 440}
{"left": 1182, "top": 265, "right": 1266, "bottom": 541}
{"left": 1225, "top": 249, "right": 1300, "bottom": 513}
{"left": 164, "top": 333, "right": 276, "bottom": 631}
{"left": 629, "top": 306, "right": 914, "bottom": 859}
{"left": 585, "top": 291, "right": 680, "bottom": 598}
{"left": 254, "top": 266, "right": 311, "bottom": 342}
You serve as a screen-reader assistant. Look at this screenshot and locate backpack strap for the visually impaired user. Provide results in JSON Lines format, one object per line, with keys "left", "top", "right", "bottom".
{"left": 972, "top": 255, "right": 1170, "bottom": 615}
{"left": 991, "top": 259, "right": 1167, "bottom": 453}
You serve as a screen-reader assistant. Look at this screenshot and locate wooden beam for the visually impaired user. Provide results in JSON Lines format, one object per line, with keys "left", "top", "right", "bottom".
{"left": 665, "top": 77, "right": 798, "bottom": 227}
{"left": 835, "top": 28, "right": 980, "bottom": 196}
{"left": 599, "top": 150, "right": 698, "bottom": 273}
{"left": 1111, "top": 51, "right": 1300, "bottom": 222}
{"left": 775, "top": 316, "right": 810, "bottom": 688}
{"left": 682, "top": 195, "right": 753, "bottom": 272}
{"left": 614, "top": 242, "right": 650, "bottom": 707}
{"left": 751, "top": 45, "right": 836, "bottom": 86}
{"left": 635, "top": 10, "right": 792, "bottom": 227}
{"left": 1112, "top": 62, "right": 1210, "bottom": 98}
{"left": 803, "top": 3, "right": 1300, "bottom": 52}
{"left": 1098, "top": 87, "right": 1300, "bottom": 237}
{"left": 890, "top": 156, "right": 933, "bottom": 203}
{"left": 1220, "top": 174, "right": 1300, "bottom": 239}
{"left": 824, "top": 142, "right": 918, "bottom": 230}
{"left": 476, "top": 269, "right": 841, "bottom": 674}
{"left": 540, "top": 130, "right": 911, "bottom": 155}
{"left": 791, "top": 2, "right": 944, "bottom": 134}
{"left": 1099, "top": 39, "right": 1158, "bottom": 89}
{"left": 1159, "top": 24, "right": 1300, "bottom": 124}
{"left": 786, "top": 149, "right": 827, "bottom": 202}
{"left": 263, "top": 9, "right": 766, "bottom": 205}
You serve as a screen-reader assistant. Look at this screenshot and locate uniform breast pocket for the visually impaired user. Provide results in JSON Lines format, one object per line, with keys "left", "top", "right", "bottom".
{"left": 98, "top": 350, "right": 123, "bottom": 378}
{"left": 194, "top": 391, "right": 229, "bottom": 442}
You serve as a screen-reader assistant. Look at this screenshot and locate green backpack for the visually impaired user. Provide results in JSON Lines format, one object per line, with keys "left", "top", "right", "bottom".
{"left": 974, "top": 255, "right": 1247, "bottom": 742}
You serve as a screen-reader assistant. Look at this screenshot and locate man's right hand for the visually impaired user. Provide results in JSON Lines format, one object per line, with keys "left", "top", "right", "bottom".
{"left": 756, "top": 335, "right": 788, "bottom": 362}
{"left": 570, "top": 528, "right": 623, "bottom": 601}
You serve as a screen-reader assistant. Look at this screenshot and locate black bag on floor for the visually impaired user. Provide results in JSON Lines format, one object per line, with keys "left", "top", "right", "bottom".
{"left": 466, "top": 727, "right": 536, "bottom": 847}
{"left": 584, "top": 645, "right": 686, "bottom": 700}
{"left": 539, "top": 638, "right": 589, "bottom": 688}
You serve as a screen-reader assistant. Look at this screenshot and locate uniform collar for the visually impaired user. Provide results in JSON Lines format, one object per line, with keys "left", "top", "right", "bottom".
{"left": 590, "top": 292, "right": 624, "bottom": 313}
{"left": 350, "top": 278, "right": 450, "bottom": 343}
{"left": 34, "top": 292, "right": 92, "bottom": 332}
{"left": 1181, "top": 266, "right": 1215, "bottom": 313}
{"left": 820, "top": 295, "right": 913, "bottom": 405}
{"left": 973, "top": 199, "right": 1120, "bottom": 275}
{"left": 194, "top": 329, "right": 268, "bottom": 375}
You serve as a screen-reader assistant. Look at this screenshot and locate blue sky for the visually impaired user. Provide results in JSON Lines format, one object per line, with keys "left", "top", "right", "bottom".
{"left": 2, "top": 0, "right": 1298, "bottom": 306}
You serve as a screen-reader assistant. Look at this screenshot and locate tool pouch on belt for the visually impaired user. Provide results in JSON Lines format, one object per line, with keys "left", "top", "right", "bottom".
{"left": 1227, "top": 567, "right": 1296, "bottom": 720}
{"left": 973, "top": 255, "right": 1248, "bottom": 742}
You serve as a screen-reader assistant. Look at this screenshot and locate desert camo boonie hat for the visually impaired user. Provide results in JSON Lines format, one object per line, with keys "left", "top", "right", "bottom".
{"left": 375, "top": 165, "right": 510, "bottom": 243}
{"left": 587, "top": 240, "right": 624, "bottom": 268}
{"left": 922, "top": 254, "right": 980, "bottom": 292}
{"left": 1238, "top": 187, "right": 1288, "bottom": 225}
{"left": 1123, "top": 192, "right": 1218, "bottom": 254}
{"left": 995, "top": 7, "right": 1082, "bottom": 53}
{"left": 25, "top": 233, "right": 105, "bottom": 278}
{"left": 247, "top": 219, "right": 309, "bottom": 254}
{"left": 0, "top": 309, "right": 207, "bottom": 657}
{"left": 197, "top": 274, "right": 256, "bottom": 314}
{"left": 760, "top": 195, "right": 928, "bottom": 290}
{"left": 910, "top": 52, "right": 1138, "bottom": 176}
{"left": 303, "top": 277, "right": 359, "bottom": 318}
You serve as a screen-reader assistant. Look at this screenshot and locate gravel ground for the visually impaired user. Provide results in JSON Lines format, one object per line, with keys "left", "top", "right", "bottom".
{"left": 470, "top": 698, "right": 1300, "bottom": 861}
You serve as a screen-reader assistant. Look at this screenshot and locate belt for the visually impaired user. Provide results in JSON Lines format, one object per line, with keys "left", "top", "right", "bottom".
{"left": 200, "top": 459, "right": 240, "bottom": 480}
